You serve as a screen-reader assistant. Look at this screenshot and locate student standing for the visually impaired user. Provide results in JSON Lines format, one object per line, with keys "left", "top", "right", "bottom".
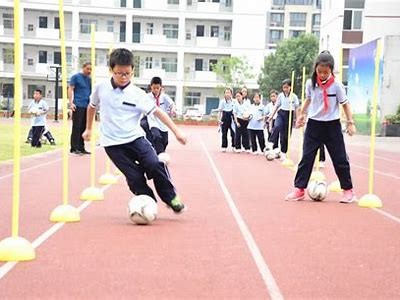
{"left": 233, "top": 90, "right": 251, "bottom": 153}
{"left": 265, "top": 89, "right": 279, "bottom": 149}
{"left": 27, "top": 89, "right": 49, "bottom": 148}
{"left": 285, "top": 51, "right": 357, "bottom": 203}
{"left": 147, "top": 77, "right": 176, "bottom": 154}
{"left": 218, "top": 88, "right": 235, "bottom": 152}
{"left": 68, "top": 62, "right": 92, "bottom": 155}
{"left": 82, "top": 48, "right": 187, "bottom": 213}
{"left": 268, "top": 79, "right": 300, "bottom": 160}
{"left": 247, "top": 92, "right": 266, "bottom": 154}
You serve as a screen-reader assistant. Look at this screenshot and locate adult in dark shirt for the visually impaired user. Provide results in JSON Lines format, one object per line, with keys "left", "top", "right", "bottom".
{"left": 68, "top": 62, "right": 92, "bottom": 155}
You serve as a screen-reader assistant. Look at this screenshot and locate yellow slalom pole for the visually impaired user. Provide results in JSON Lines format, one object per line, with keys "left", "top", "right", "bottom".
{"left": 358, "top": 40, "right": 383, "bottom": 208}
{"left": 0, "top": 0, "right": 35, "bottom": 261}
{"left": 80, "top": 24, "right": 104, "bottom": 201}
{"left": 49, "top": 0, "right": 80, "bottom": 222}
{"left": 99, "top": 45, "right": 118, "bottom": 185}
{"left": 282, "top": 70, "right": 295, "bottom": 167}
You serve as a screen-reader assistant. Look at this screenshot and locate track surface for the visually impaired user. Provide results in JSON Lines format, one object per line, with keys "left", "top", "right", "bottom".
{"left": 1, "top": 125, "right": 399, "bottom": 299}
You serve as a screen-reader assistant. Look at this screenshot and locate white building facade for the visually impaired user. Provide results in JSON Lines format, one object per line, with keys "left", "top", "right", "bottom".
{"left": 0, "top": 0, "right": 269, "bottom": 115}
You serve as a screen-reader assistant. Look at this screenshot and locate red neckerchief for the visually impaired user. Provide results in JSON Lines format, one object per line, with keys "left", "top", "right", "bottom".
{"left": 316, "top": 75, "right": 335, "bottom": 113}
{"left": 153, "top": 93, "right": 160, "bottom": 107}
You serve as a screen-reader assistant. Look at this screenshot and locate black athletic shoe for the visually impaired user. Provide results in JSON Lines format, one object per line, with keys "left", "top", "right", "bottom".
{"left": 168, "top": 196, "right": 186, "bottom": 214}
{"left": 81, "top": 150, "right": 91, "bottom": 155}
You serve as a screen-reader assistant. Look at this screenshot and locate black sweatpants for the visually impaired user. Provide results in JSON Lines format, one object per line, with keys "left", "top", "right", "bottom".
{"left": 70, "top": 106, "right": 87, "bottom": 152}
{"left": 294, "top": 119, "right": 353, "bottom": 190}
{"left": 105, "top": 137, "right": 176, "bottom": 204}
{"left": 221, "top": 111, "right": 235, "bottom": 149}
{"left": 235, "top": 118, "right": 250, "bottom": 150}
{"left": 268, "top": 110, "right": 293, "bottom": 153}
{"left": 150, "top": 127, "right": 168, "bottom": 154}
{"left": 249, "top": 129, "right": 265, "bottom": 152}
{"left": 31, "top": 126, "right": 44, "bottom": 147}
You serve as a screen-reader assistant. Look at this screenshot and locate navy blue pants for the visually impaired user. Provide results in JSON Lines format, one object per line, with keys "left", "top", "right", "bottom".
{"left": 235, "top": 118, "right": 250, "bottom": 150}
{"left": 150, "top": 127, "right": 168, "bottom": 154}
{"left": 249, "top": 129, "right": 265, "bottom": 152}
{"left": 104, "top": 137, "right": 176, "bottom": 204}
{"left": 140, "top": 116, "right": 153, "bottom": 144}
{"left": 295, "top": 119, "right": 353, "bottom": 190}
{"left": 31, "top": 125, "right": 44, "bottom": 147}
{"left": 70, "top": 106, "right": 87, "bottom": 152}
{"left": 221, "top": 111, "right": 235, "bottom": 148}
{"left": 268, "top": 110, "right": 293, "bottom": 153}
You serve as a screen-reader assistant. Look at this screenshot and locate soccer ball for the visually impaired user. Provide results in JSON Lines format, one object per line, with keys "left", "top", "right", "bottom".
{"left": 158, "top": 152, "right": 171, "bottom": 165}
{"left": 29, "top": 107, "right": 38, "bottom": 115}
{"left": 128, "top": 195, "right": 158, "bottom": 225}
{"left": 265, "top": 150, "right": 275, "bottom": 161}
{"left": 307, "top": 180, "right": 328, "bottom": 201}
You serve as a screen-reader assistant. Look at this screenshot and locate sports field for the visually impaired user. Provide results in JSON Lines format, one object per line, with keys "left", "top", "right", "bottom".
{"left": 1, "top": 120, "right": 399, "bottom": 299}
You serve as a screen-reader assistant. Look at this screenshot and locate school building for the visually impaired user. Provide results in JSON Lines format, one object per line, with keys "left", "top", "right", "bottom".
{"left": 0, "top": 0, "right": 321, "bottom": 115}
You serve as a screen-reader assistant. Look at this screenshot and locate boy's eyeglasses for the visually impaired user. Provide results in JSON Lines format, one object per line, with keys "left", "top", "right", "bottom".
{"left": 113, "top": 72, "right": 133, "bottom": 78}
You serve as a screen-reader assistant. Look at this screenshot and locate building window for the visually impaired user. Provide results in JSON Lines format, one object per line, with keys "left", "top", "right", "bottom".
{"left": 167, "top": 0, "right": 179, "bottom": 4}
{"left": 273, "top": 0, "right": 284, "bottom": 5}
{"left": 133, "top": 0, "right": 141, "bottom": 8}
{"left": 146, "top": 23, "right": 154, "bottom": 34}
{"left": 223, "top": 26, "right": 231, "bottom": 41}
{"left": 210, "top": 26, "right": 219, "bottom": 37}
{"left": 270, "top": 13, "right": 284, "bottom": 27}
{"left": 54, "top": 51, "right": 61, "bottom": 65}
{"left": 163, "top": 24, "right": 178, "bottom": 39}
{"left": 345, "top": 0, "right": 365, "bottom": 9}
{"left": 145, "top": 57, "right": 153, "bottom": 69}
{"left": 196, "top": 25, "right": 204, "bottom": 37}
{"left": 312, "top": 30, "right": 320, "bottom": 39}
{"left": 3, "top": 13, "right": 13, "bottom": 29}
{"left": 28, "top": 24, "right": 34, "bottom": 31}
{"left": 120, "top": 0, "right": 126, "bottom": 7}
{"left": 312, "top": 14, "right": 321, "bottom": 26}
{"left": 316, "top": 0, "right": 322, "bottom": 8}
{"left": 225, "top": 0, "right": 232, "bottom": 7}
{"left": 343, "top": 10, "right": 362, "bottom": 30}
{"left": 186, "top": 31, "right": 191, "bottom": 40}
{"left": 3, "top": 48, "right": 14, "bottom": 64}
{"left": 195, "top": 59, "right": 203, "bottom": 71}
{"left": 209, "top": 59, "right": 217, "bottom": 71}
{"left": 80, "top": 19, "right": 98, "bottom": 34}
{"left": 1, "top": 83, "right": 14, "bottom": 97}
{"left": 107, "top": 20, "right": 114, "bottom": 32}
{"left": 184, "top": 92, "right": 201, "bottom": 107}
{"left": 38, "top": 50, "right": 47, "bottom": 63}
{"left": 286, "top": 0, "right": 313, "bottom": 4}
{"left": 289, "top": 30, "right": 304, "bottom": 38}
{"left": 39, "top": 16, "right": 48, "bottom": 28}
{"left": 270, "top": 30, "right": 283, "bottom": 43}
{"left": 161, "top": 57, "right": 177, "bottom": 72}
{"left": 290, "top": 13, "right": 306, "bottom": 27}
{"left": 54, "top": 17, "right": 60, "bottom": 29}
{"left": 28, "top": 58, "right": 34, "bottom": 66}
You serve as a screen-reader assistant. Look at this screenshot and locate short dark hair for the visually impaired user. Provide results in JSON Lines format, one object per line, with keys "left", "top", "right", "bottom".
{"left": 150, "top": 76, "right": 162, "bottom": 86}
{"left": 82, "top": 62, "right": 91, "bottom": 68}
{"left": 282, "top": 79, "right": 292, "bottom": 87}
{"left": 34, "top": 88, "right": 43, "bottom": 95}
{"left": 109, "top": 48, "right": 134, "bottom": 69}
{"left": 269, "top": 89, "right": 278, "bottom": 96}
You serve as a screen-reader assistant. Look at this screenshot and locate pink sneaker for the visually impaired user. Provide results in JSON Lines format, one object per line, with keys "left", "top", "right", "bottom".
{"left": 285, "top": 188, "right": 305, "bottom": 201}
{"left": 340, "top": 189, "right": 356, "bottom": 203}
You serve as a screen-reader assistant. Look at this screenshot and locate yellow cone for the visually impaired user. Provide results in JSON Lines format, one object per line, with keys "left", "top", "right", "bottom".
{"left": 80, "top": 187, "right": 104, "bottom": 201}
{"left": 99, "top": 173, "right": 118, "bottom": 185}
{"left": 358, "top": 193, "right": 383, "bottom": 208}
{"left": 281, "top": 158, "right": 294, "bottom": 167}
{"left": 310, "top": 170, "right": 326, "bottom": 181}
{"left": 50, "top": 204, "right": 80, "bottom": 222}
{"left": 328, "top": 180, "right": 342, "bottom": 193}
{"left": 0, "top": 236, "right": 35, "bottom": 262}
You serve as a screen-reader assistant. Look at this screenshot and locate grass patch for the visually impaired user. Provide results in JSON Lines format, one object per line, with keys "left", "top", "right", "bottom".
{"left": 353, "top": 113, "right": 381, "bottom": 135}
{"left": 0, "top": 121, "right": 67, "bottom": 162}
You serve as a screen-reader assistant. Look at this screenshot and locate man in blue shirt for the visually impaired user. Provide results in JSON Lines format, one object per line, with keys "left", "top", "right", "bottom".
{"left": 68, "top": 62, "right": 92, "bottom": 155}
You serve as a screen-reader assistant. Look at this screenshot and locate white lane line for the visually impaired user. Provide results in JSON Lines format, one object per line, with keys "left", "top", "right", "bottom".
{"left": 371, "top": 208, "right": 400, "bottom": 224}
{"left": 0, "top": 182, "right": 117, "bottom": 280}
{"left": 350, "top": 163, "right": 400, "bottom": 180}
{"left": 0, "top": 158, "right": 62, "bottom": 180}
{"left": 200, "top": 140, "right": 284, "bottom": 300}
{"left": 347, "top": 150, "right": 400, "bottom": 165}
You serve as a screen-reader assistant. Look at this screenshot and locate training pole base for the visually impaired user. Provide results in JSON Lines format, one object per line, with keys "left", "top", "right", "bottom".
{"left": 310, "top": 170, "right": 326, "bottom": 181}
{"left": 281, "top": 158, "right": 294, "bottom": 167}
{"left": 80, "top": 186, "right": 104, "bottom": 201}
{"left": 358, "top": 193, "right": 383, "bottom": 208}
{"left": 99, "top": 173, "right": 118, "bottom": 185}
{"left": 328, "top": 180, "right": 342, "bottom": 193}
{"left": 0, "top": 236, "right": 35, "bottom": 262}
{"left": 50, "top": 204, "right": 80, "bottom": 222}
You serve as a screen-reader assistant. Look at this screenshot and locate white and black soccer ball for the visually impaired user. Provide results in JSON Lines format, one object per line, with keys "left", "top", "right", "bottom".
{"left": 307, "top": 180, "right": 328, "bottom": 201}
{"left": 265, "top": 150, "right": 275, "bottom": 161}
{"left": 158, "top": 152, "right": 171, "bottom": 165}
{"left": 128, "top": 195, "right": 158, "bottom": 225}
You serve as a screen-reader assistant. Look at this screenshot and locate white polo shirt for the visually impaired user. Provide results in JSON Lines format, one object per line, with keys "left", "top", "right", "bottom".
{"left": 147, "top": 92, "right": 174, "bottom": 132}
{"left": 90, "top": 79, "right": 156, "bottom": 147}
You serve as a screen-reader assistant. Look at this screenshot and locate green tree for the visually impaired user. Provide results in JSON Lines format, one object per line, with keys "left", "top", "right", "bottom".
{"left": 212, "top": 56, "right": 254, "bottom": 93}
{"left": 258, "top": 34, "right": 319, "bottom": 98}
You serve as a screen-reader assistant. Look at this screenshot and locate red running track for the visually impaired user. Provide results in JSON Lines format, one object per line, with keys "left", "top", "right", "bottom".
{"left": 0, "top": 126, "right": 399, "bottom": 299}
